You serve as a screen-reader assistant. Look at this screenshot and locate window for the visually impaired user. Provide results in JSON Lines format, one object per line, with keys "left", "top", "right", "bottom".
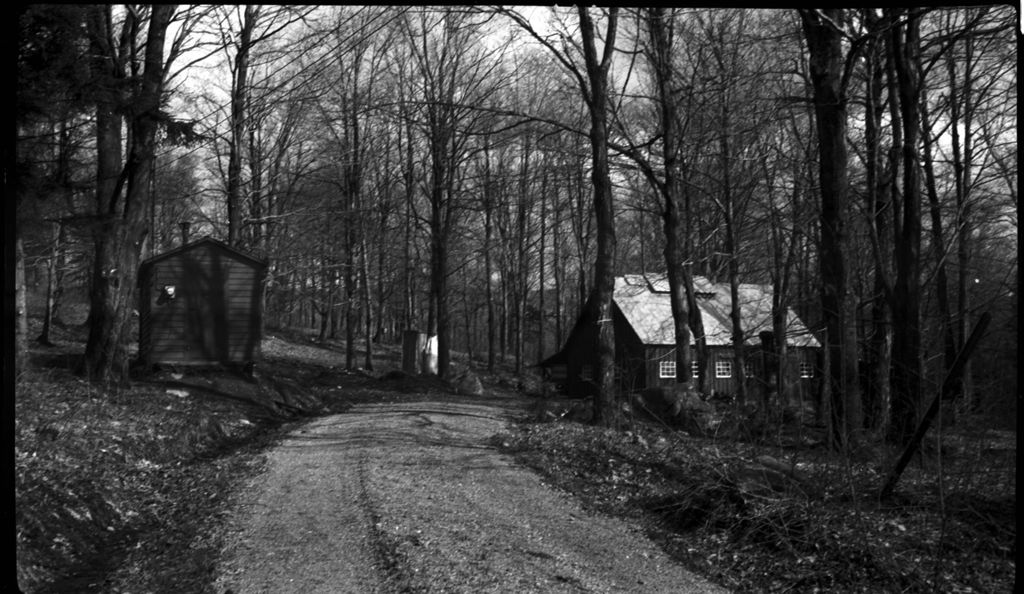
{"left": 715, "top": 359, "right": 733, "bottom": 378}
{"left": 691, "top": 361, "right": 700, "bottom": 378}
{"left": 799, "top": 362, "right": 814, "bottom": 379}
{"left": 744, "top": 361, "right": 755, "bottom": 378}
{"left": 580, "top": 365, "right": 593, "bottom": 381}
{"left": 659, "top": 360, "right": 676, "bottom": 379}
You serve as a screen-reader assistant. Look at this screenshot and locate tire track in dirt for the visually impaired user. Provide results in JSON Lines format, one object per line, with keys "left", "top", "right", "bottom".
{"left": 214, "top": 396, "right": 728, "bottom": 593}
{"left": 357, "top": 453, "right": 421, "bottom": 593}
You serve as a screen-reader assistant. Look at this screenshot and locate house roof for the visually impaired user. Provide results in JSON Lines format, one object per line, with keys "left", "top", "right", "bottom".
{"left": 615, "top": 274, "right": 820, "bottom": 348}
{"left": 139, "top": 236, "right": 267, "bottom": 271}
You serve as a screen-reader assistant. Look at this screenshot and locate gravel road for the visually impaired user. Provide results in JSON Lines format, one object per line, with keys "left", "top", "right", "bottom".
{"left": 213, "top": 394, "right": 728, "bottom": 593}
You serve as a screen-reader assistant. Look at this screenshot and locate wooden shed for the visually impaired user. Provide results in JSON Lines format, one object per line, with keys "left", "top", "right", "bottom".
{"left": 138, "top": 236, "right": 267, "bottom": 368}
{"left": 540, "top": 274, "right": 822, "bottom": 404}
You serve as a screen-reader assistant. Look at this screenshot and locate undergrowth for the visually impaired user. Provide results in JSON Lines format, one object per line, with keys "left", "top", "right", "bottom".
{"left": 14, "top": 331, "right": 351, "bottom": 593}
{"left": 15, "top": 325, "right": 1015, "bottom": 593}
{"left": 501, "top": 413, "right": 1015, "bottom": 593}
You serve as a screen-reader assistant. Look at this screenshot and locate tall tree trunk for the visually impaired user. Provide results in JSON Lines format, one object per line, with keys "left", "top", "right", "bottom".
{"left": 83, "top": 3, "right": 126, "bottom": 379}
{"left": 682, "top": 187, "right": 708, "bottom": 394}
{"left": 537, "top": 166, "right": 548, "bottom": 362}
{"left": 514, "top": 136, "right": 531, "bottom": 375}
{"left": 361, "top": 235, "right": 374, "bottom": 370}
{"left": 483, "top": 145, "right": 497, "bottom": 372}
{"left": 227, "top": 5, "right": 256, "bottom": 247}
{"left": 373, "top": 204, "right": 389, "bottom": 343}
{"left": 799, "top": 8, "right": 862, "bottom": 448}
{"left": 920, "top": 91, "right": 958, "bottom": 410}
{"left": 719, "top": 102, "right": 747, "bottom": 408}
{"left": 862, "top": 18, "right": 893, "bottom": 432}
{"left": 83, "top": 5, "right": 175, "bottom": 381}
{"left": 553, "top": 199, "right": 564, "bottom": 347}
{"left": 646, "top": 7, "right": 694, "bottom": 393}
{"left": 762, "top": 149, "right": 797, "bottom": 409}
{"left": 15, "top": 235, "right": 29, "bottom": 377}
{"left": 38, "top": 222, "right": 63, "bottom": 346}
{"left": 426, "top": 165, "right": 445, "bottom": 376}
{"left": 40, "top": 120, "right": 74, "bottom": 346}
{"left": 887, "top": 8, "right": 924, "bottom": 446}
{"left": 947, "top": 29, "right": 975, "bottom": 408}
{"left": 402, "top": 113, "right": 416, "bottom": 330}
{"left": 578, "top": 7, "right": 619, "bottom": 426}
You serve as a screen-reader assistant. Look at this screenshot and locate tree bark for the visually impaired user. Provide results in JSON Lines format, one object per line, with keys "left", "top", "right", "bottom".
{"left": 483, "top": 142, "right": 497, "bottom": 373}
{"left": 920, "top": 90, "right": 958, "bottom": 407}
{"left": 887, "top": 8, "right": 924, "bottom": 446}
{"left": 946, "top": 26, "right": 976, "bottom": 408}
{"left": 537, "top": 166, "right": 548, "bottom": 362}
{"left": 15, "top": 235, "right": 29, "bottom": 377}
{"left": 861, "top": 15, "right": 893, "bottom": 432}
{"left": 227, "top": 5, "right": 256, "bottom": 247}
{"left": 83, "top": 5, "right": 175, "bottom": 381}
{"left": 577, "top": 7, "right": 620, "bottom": 426}
{"left": 645, "top": 7, "right": 694, "bottom": 393}
{"left": 38, "top": 221, "right": 63, "bottom": 346}
{"left": 798, "top": 8, "right": 862, "bottom": 448}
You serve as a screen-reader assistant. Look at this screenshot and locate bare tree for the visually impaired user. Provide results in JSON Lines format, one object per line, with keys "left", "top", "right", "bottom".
{"left": 399, "top": 7, "right": 509, "bottom": 377}
{"left": 886, "top": 7, "right": 925, "bottom": 446}
{"left": 637, "top": 7, "right": 697, "bottom": 396}
{"left": 216, "top": 5, "right": 314, "bottom": 247}
{"left": 798, "top": 8, "right": 865, "bottom": 448}
{"left": 82, "top": 5, "right": 177, "bottom": 380}
{"left": 500, "top": 7, "right": 621, "bottom": 424}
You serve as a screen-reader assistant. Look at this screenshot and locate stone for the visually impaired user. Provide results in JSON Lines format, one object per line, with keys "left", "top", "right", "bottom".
{"left": 456, "top": 370, "right": 484, "bottom": 396}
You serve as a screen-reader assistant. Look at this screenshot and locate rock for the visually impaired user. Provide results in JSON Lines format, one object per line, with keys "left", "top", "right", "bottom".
{"left": 631, "top": 386, "right": 719, "bottom": 435}
{"left": 456, "top": 370, "right": 484, "bottom": 396}
{"left": 517, "top": 375, "right": 544, "bottom": 396}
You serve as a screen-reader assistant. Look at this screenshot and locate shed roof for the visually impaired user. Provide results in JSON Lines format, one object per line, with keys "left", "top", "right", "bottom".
{"left": 139, "top": 236, "right": 267, "bottom": 272}
{"left": 614, "top": 274, "right": 820, "bottom": 348}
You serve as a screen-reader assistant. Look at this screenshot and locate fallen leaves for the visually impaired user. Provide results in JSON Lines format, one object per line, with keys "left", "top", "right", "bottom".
{"left": 14, "top": 345, "right": 350, "bottom": 594}
{"left": 501, "top": 416, "right": 1016, "bottom": 593}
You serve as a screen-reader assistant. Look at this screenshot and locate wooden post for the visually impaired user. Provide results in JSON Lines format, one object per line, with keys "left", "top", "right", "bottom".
{"left": 402, "top": 330, "right": 425, "bottom": 374}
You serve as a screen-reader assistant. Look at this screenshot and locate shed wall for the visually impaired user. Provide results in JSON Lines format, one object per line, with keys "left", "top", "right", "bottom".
{"left": 142, "top": 243, "right": 263, "bottom": 365}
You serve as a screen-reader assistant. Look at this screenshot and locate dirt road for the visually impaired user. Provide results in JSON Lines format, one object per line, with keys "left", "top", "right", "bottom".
{"left": 213, "top": 394, "right": 727, "bottom": 593}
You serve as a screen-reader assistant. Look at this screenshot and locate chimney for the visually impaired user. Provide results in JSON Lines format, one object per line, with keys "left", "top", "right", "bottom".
{"left": 180, "top": 221, "right": 191, "bottom": 246}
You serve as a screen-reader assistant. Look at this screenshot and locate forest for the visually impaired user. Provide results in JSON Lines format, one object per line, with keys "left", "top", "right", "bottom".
{"left": 14, "top": 5, "right": 1018, "bottom": 442}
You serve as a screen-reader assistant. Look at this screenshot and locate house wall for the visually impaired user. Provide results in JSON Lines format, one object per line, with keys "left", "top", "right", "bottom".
{"left": 613, "top": 304, "right": 647, "bottom": 393}
{"left": 559, "top": 316, "right": 597, "bottom": 397}
{"left": 544, "top": 305, "right": 822, "bottom": 406}
{"left": 560, "top": 306, "right": 650, "bottom": 397}
{"left": 141, "top": 243, "right": 264, "bottom": 365}
{"left": 644, "top": 346, "right": 821, "bottom": 405}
